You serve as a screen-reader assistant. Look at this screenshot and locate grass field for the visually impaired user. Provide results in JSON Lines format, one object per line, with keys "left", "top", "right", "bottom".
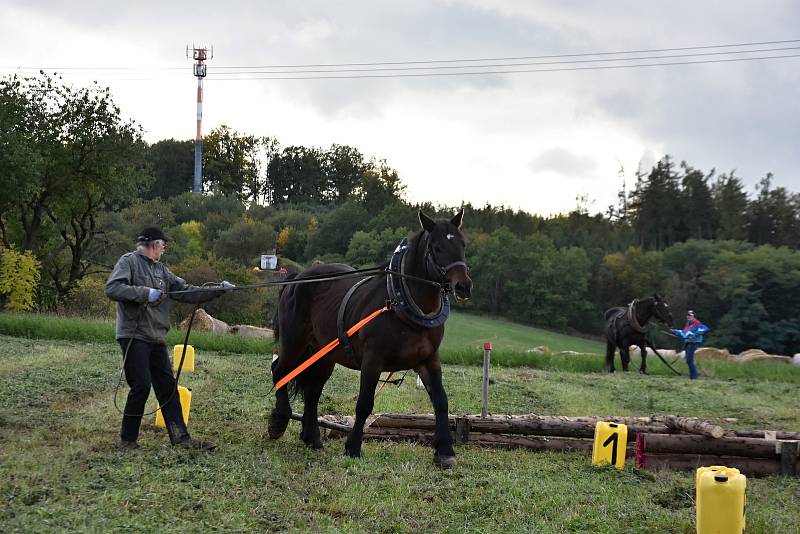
{"left": 1, "top": 313, "right": 799, "bottom": 532}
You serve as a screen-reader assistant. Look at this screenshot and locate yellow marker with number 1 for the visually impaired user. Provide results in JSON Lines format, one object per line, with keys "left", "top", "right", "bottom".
{"left": 592, "top": 421, "right": 628, "bottom": 468}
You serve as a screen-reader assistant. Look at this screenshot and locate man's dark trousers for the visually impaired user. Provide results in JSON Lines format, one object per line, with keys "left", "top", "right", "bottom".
{"left": 118, "top": 338, "right": 188, "bottom": 442}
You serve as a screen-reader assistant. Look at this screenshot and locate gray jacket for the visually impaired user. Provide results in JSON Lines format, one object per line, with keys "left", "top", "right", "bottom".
{"left": 105, "top": 251, "right": 220, "bottom": 343}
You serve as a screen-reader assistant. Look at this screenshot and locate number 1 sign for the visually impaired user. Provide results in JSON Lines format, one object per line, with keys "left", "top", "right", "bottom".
{"left": 592, "top": 421, "right": 628, "bottom": 468}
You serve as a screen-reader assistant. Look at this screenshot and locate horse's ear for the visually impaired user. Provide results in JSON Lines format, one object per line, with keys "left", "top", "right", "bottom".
{"left": 418, "top": 210, "right": 436, "bottom": 233}
{"left": 654, "top": 293, "right": 663, "bottom": 301}
{"left": 450, "top": 209, "right": 464, "bottom": 229}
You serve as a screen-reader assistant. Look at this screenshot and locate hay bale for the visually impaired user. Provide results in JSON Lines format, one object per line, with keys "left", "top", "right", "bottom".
{"left": 736, "top": 348, "right": 791, "bottom": 363}
{"left": 526, "top": 346, "right": 549, "bottom": 354}
{"left": 694, "top": 347, "right": 731, "bottom": 360}
{"left": 737, "top": 348, "right": 768, "bottom": 359}
{"left": 630, "top": 347, "right": 677, "bottom": 359}
{"left": 180, "top": 308, "right": 230, "bottom": 334}
{"left": 229, "top": 325, "right": 274, "bottom": 338}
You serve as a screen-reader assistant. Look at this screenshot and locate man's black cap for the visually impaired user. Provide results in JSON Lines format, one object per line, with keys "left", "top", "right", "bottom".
{"left": 137, "top": 226, "right": 170, "bottom": 243}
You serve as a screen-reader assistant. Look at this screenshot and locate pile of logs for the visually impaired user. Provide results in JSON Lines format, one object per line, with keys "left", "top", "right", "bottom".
{"left": 300, "top": 412, "right": 799, "bottom": 477}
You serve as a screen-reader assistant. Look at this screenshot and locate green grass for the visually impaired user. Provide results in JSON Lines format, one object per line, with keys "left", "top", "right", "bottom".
{"left": 1, "top": 333, "right": 798, "bottom": 533}
{"left": 3, "top": 311, "right": 800, "bottom": 384}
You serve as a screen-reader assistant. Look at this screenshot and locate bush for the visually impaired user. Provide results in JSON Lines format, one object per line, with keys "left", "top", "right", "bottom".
{"left": 60, "top": 275, "right": 116, "bottom": 319}
{"left": 212, "top": 218, "right": 276, "bottom": 265}
{"left": 0, "top": 247, "right": 41, "bottom": 311}
{"left": 168, "top": 254, "right": 272, "bottom": 326}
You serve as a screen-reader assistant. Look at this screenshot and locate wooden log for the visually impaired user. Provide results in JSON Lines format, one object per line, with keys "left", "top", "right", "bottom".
{"left": 730, "top": 429, "right": 800, "bottom": 440}
{"left": 636, "top": 452, "right": 782, "bottom": 478}
{"left": 464, "top": 433, "right": 602, "bottom": 453}
{"left": 780, "top": 440, "right": 799, "bottom": 476}
{"left": 662, "top": 415, "right": 725, "bottom": 438}
{"left": 637, "top": 433, "right": 781, "bottom": 459}
{"left": 317, "top": 413, "right": 671, "bottom": 439}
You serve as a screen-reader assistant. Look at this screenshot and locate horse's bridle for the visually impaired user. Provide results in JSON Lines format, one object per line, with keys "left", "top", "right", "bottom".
{"left": 423, "top": 233, "right": 469, "bottom": 284}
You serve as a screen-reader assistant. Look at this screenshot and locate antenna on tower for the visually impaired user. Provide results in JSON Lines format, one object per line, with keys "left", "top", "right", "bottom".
{"left": 187, "top": 44, "right": 213, "bottom": 193}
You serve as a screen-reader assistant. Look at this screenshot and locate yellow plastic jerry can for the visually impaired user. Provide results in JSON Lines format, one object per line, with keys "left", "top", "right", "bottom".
{"left": 154, "top": 386, "right": 192, "bottom": 428}
{"left": 696, "top": 466, "right": 746, "bottom": 534}
{"left": 592, "top": 421, "right": 628, "bottom": 468}
{"left": 173, "top": 344, "right": 195, "bottom": 372}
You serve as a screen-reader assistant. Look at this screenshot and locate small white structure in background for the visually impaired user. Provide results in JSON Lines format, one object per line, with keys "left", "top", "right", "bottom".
{"left": 793, "top": 354, "right": 800, "bottom": 366}
{"left": 260, "top": 254, "right": 278, "bottom": 270}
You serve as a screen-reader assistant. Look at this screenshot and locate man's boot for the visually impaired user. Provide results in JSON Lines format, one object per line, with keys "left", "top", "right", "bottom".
{"left": 174, "top": 436, "right": 217, "bottom": 451}
{"left": 167, "top": 421, "right": 216, "bottom": 451}
{"left": 118, "top": 439, "right": 140, "bottom": 450}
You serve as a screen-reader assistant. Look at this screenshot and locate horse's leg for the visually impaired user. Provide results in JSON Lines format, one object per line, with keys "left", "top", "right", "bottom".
{"left": 605, "top": 341, "right": 616, "bottom": 373}
{"left": 345, "top": 359, "right": 381, "bottom": 458}
{"left": 269, "top": 324, "right": 311, "bottom": 440}
{"left": 621, "top": 345, "right": 631, "bottom": 372}
{"left": 639, "top": 344, "right": 648, "bottom": 374}
{"left": 300, "top": 359, "right": 335, "bottom": 450}
{"left": 417, "top": 355, "right": 456, "bottom": 468}
{"left": 268, "top": 358, "right": 293, "bottom": 439}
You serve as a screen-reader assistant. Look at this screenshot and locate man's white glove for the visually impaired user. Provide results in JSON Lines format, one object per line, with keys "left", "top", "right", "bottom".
{"left": 148, "top": 288, "right": 163, "bottom": 303}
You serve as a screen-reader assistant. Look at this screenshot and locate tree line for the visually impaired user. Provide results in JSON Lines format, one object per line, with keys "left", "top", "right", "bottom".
{"left": 1, "top": 73, "right": 799, "bottom": 355}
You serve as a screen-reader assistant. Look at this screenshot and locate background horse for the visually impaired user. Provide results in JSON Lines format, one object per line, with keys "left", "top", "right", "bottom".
{"left": 270, "top": 210, "right": 472, "bottom": 467}
{"left": 604, "top": 294, "right": 674, "bottom": 373}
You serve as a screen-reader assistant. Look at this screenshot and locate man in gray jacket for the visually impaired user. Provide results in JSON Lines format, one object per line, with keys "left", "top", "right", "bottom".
{"left": 106, "top": 226, "right": 232, "bottom": 450}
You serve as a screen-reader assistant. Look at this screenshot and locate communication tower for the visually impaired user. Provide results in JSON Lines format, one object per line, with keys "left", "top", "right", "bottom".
{"left": 187, "top": 45, "right": 213, "bottom": 193}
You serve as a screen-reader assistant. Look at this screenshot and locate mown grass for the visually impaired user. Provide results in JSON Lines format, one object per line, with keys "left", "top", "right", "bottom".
{"left": 3, "top": 311, "right": 799, "bottom": 383}
{"left": 1, "top": 333, "right": 798, "bottom": 533}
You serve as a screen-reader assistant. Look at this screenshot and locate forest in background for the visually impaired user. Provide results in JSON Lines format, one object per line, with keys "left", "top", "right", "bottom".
{"left": 2, "top": 73, "right": 799, "bottom": 355}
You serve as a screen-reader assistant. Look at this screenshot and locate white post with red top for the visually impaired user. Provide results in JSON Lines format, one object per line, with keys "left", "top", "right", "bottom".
{"left": 482, "top": 342, "right": 492, "bottom": 418}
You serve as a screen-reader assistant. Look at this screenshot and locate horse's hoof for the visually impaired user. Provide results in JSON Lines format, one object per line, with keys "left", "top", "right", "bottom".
{"left": 434, "top": 454, "right": 457, "bottom": 469}
{"left": 268, "top": 428, "right": 285, "bottom": 440}
{"left": 305, "top": 440, "right": 323, "bottom": 450}
{"left": 639, "top": 369, "right": 648, "bottom": 375}
{"left": 345, "top": 443, "right": 362, "bottom": 458}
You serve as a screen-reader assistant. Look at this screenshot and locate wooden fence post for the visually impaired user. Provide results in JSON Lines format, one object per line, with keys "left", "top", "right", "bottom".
{"left": 482, "top": 342, "right": 492, "bottom": 418}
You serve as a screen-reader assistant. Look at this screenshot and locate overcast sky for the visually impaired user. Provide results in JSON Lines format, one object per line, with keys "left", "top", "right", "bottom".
{"left": 2, "top": 1, "right": 798, "bottom": 216}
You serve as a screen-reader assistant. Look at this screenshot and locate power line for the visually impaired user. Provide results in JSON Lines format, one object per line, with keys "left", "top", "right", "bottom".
{"left": 2, "top": 38, "right": 799, "bottom": 73}
{"left": 207, "top": 46, "right": 800, "bottom": 76}
{"left": 205, "top": 54, "right": 800, "bottom": 81}
{"left": 213, "top": 38, "right": 800, "bottom": 69}
{"left": 3, "top": 53, "right": 794, "bottom": 82}
{"left": 3, "top": 50, "right": 797, "bottom": 83}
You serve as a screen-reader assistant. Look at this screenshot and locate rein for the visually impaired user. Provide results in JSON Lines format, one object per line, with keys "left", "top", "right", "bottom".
{"left": 165, "top": 265, "right": 444, "bottom": 296}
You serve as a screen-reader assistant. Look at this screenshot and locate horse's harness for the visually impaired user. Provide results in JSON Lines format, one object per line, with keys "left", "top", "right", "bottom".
{"left": 336, "top": 237, "right": 465, "bottom": 356}
{"left": 608, "top": 299, "right": 647, "bottom": 344}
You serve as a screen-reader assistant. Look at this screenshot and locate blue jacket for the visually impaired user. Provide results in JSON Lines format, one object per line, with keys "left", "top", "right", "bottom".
{"left": 672, "top": 320, "right": 709, "bottom": 345}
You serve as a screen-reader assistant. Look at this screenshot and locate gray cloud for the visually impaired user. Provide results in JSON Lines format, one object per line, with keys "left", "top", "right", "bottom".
{"left": 3, "top": 0, "right": 798, "bottom": 212}
{"left": 529, "top": 147, "right": 597, "bottom": 178}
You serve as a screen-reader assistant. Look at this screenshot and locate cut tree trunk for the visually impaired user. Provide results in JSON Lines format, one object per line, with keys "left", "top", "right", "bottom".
{"left": 662, "top": 415, "right": 725, "bottom": 438}
{"left": 636, "top": 452, "right": 781, "bottom": 477}
{"left": 637, "top": 433, "right": 781, "bottom": 458}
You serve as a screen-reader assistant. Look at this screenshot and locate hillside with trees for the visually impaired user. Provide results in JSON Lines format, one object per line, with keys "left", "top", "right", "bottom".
{"left": 2, "top": 73, "right": 799, "bottom": 355}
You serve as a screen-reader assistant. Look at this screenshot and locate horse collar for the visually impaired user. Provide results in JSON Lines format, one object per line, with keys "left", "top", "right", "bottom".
{"left": 387, "top": 238, "right": 450, "bottom": 329}
{"left": 627, "top": 299, "right": 647, "bottom": 333}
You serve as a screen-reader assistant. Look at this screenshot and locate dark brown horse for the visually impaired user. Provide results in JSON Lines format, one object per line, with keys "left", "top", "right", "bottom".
{"left": 269, "top": 210, "right": 472, "bottom": 467}
{"left": 604, "top": 294, "right": 674, "bottom": 373}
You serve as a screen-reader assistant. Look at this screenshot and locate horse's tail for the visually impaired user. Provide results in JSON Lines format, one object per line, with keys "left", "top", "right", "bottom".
{"left": 273, "top": 271, "right": 300, "bottom": 344}
{"left": 285, "top": 346, "right": 316, "bottom": 401}
{"left": 272, "top": 270, "right": 313, "bottom": 400}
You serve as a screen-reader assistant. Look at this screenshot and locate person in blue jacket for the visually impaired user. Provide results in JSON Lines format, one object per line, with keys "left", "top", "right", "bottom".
{"left": 672, "top": 310, "right": 709, "bottom": 379}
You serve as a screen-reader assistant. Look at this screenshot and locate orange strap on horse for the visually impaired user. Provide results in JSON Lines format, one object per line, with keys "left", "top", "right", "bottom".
{"left": 274, "top": 306, "right": 390, "bottom": 391}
